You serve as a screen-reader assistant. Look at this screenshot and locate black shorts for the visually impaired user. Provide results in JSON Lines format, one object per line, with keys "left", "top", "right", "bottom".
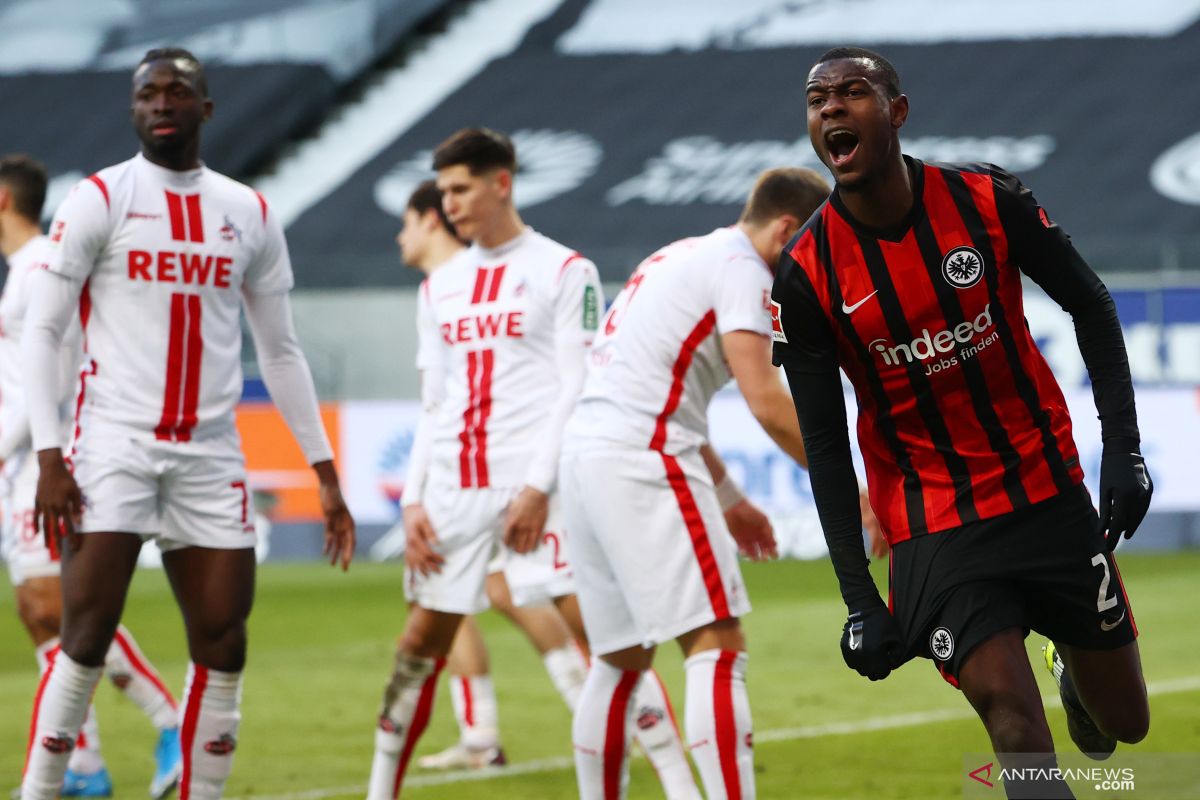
{"left": 889, "top": 484, "right": 1137, "bottom": 687}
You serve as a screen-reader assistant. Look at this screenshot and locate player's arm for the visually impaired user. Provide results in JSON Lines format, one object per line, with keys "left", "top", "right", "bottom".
{"left": 699, "top": 443, "right": 777, "bottom": 561}
{"left": 991, "top": 166, "right": 1151, "bottom": 549}
{"left": 772, "top": 252, "right": 900, "bottom": 680}
{"left": 401, "top": 282, "right": 447, "bottom": 575}
{"left": 242, "top": 288, "right": 354, "bottom": 569}
{"left": 504, "top": 257, "right": 602, "bottom": 554}
{"left": 724, "top": 331, "right": 807, "bottom": 468}
{"left": 242, "top": 199, "right": 353, "bottom": 568}
{"left": 22, "top": 177, "right": 108, "bottom": 550}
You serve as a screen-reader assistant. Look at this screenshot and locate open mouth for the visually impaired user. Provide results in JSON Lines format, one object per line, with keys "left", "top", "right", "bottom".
{"left": 151, "top": 124, "right": 179, "bottom": 136}
{"left": 826, "top": 129, "right": 860, "bottom": 167}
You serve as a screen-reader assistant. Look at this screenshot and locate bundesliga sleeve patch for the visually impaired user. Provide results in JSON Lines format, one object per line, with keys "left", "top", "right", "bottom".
{"left": 583, "top": 284, "right": 598, "bottom": 331}
{"left": 770, "top": 299, "right": 787, "bottom": 344}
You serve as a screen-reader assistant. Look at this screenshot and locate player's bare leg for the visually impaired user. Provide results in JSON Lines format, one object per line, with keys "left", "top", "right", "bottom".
{"left": 958, "top": 629, "right": 1073, "bottom": 799}
{"left": 1052, "top": 641, "right": 1149, "bottom": 750}
{"left": 417, "top": 616, "right": 506, "bottom": 770}
{"left": 491, "top": 574, "right": 589, "bottom": 708}
{"left": 162, "top": 546, "right": 255, "bottom": 800}
{"left": 14, "top": 577, "right": 62, "bottom": 646}
{"left": 367, "top": 606, "right": 462, "bottom": 798}
{"left": 22, "top": 533, "right": 141, "bottom": 799}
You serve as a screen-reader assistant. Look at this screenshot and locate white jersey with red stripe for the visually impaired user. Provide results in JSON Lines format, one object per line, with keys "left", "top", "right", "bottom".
{"left": 566, "top": 226, "right": 774, "bottom": 455}
{"left": 417, "top": 227, "right": 601, "bottom": 490}
{"left": 0, "top": 235, "right": 78, "bottom": 459}
{"left": 0, "top": 235, "right": 50, "bottom": 448}
{"left": 44, "top": 153, "right": 293, "bottom": 455}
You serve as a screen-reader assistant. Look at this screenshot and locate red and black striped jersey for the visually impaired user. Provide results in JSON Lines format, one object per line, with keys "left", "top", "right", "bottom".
{"left": 770, "top": 158, "right": 1130, "bottom": 545}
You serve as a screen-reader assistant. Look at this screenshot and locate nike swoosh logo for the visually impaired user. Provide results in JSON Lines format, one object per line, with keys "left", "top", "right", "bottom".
{"left": 1100, "top": 611, "right": 1126, "bottom": 632}
{"left": 841, "top": 290, "right": 878, "bottom": 314}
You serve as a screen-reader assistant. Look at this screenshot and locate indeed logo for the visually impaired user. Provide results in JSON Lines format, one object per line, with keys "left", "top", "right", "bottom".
{"left": 869, "top": 305, "right": 996, "bottom": 371}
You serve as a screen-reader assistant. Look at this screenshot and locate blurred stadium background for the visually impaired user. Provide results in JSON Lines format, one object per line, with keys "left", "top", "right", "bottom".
{"left": 1, "top": 0, "right": 1198, "bottom": 797}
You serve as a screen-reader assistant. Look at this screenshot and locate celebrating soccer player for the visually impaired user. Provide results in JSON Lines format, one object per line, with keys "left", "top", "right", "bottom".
{"left": 772, "top": 47, "right": 1152, "bottom": 798}
{"left": 19, "top": 49, "right": 355, "bottom": 800}
{"left": 560, "top": 167, "right": 867, "bottom": 800}
{"left": 367, "top": 129, "right": 695, "bottom": 799}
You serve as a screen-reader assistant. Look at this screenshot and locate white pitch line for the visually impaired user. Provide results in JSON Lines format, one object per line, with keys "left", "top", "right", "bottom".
{"left": 229, "top": 674, "right": 1200, "bottom": 799}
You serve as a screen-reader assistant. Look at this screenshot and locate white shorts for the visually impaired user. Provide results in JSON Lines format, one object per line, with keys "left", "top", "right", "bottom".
{"left": 72, "top": 424, "right": 255, "bottom": 552}
{"left": 404, "top": 486, "right": 575, "bottom": 614}
{"left": 1, "top": 452, "right": 60, "bottom": 585}
{"left": 560, "top": 446, "right": 751, "bottom": 656}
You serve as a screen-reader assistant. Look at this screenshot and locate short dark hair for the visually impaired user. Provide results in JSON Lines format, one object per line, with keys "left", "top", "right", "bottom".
{"left": 431, "top": 128, "right": 516, "bottom": 175}
{"left": 815, "top": 46, "right": 901, "bottom": 98}
{"left": 137, "top": 47, "right": 208, "bottom": 96}
{"left": 739, "top": 168, "right": 830, "bottom": 226}
{"left": 407, "top": 179, "right": 459, "bottom": 239}
{"left": 0, "top": 154, "right": 48, "bottom": 222}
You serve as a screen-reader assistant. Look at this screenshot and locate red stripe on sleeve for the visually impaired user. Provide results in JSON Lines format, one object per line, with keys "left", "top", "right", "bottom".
{"left": 255, "top": 191, "right": 268, "bottom": 224}
{"left": 166, "top": 192, "right": 186, "bottom": 242}
{"left": 557, "top": 253, "right": 584, "bottom": 284}
{"left": 185, "top": 194, "right": 205, "bottom": 243}
{"left": 87, "top": 175, "right": 110, "bottom": 210}
{"left": 650, "top": 311, "right": 717, "bottom": 452}
{"left": 713, "top": 651, "right": 742, "bottom": 800}
{"left": 155, "top": 294, "right": 187, "bottom": 441}
{"left": 603, "top": 670, "right": 640, "bottom": 800}
{"left": 179, "top": 664, "right": 209, "bottom": 800}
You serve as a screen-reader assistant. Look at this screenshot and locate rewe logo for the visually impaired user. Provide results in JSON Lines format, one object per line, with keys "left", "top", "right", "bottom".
{"left": 869, "top": 305, "right": 994, "bottom": 367}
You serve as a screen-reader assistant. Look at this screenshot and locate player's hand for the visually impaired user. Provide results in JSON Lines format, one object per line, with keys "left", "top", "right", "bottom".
{"left": 840, "top": 602, "right": 903, "bottom": 681}
{"left": 860, "top": 487, "right": 888, "bottom": 560}
{"left": 503, "top": 486, "right": 548, "bottom": 555}
{"left": 34, "top": 448, "right": 82, "bottom": 554}
{"left": 314, "top": 461, "right": 355, "bottom": 570}
{"left": 724, "top": 499, "right": 777, "bottom": 561}
{"left": 1097, "top": 449, "right": 1153, "bottom": 551}
{"left": 402, "top": 502, "right": 444, "bottom": 576}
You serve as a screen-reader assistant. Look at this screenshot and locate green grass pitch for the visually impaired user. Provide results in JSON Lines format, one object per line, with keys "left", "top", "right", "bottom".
{"left": 2, "top": 552, "right": 1197, "bottom": 798}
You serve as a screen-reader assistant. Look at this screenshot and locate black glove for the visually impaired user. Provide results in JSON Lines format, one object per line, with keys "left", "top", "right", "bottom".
{"left": 840, "top": 602, "right": 903, "bottom": 681}
{"left": 1097, "top": 449, "right": 1152, "bottom": 551}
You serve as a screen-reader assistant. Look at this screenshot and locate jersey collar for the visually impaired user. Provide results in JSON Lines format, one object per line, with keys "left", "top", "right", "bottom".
{"left": 829, "top": 155, "right": 927, "bottom": 244}
{"left": 134, "top": 152, "right": 206, "bottom": 188}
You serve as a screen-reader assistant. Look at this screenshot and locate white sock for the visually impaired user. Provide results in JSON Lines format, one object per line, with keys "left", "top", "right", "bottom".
{"left": 449, "top": 674, "right": 500, "bottom": 750}
{"left": 67, "top": 707, "right": 105, "bottom": 775}
{"left": 106, "top": 625, "right": 180, "bottom": 730}
{"left": 572, "top": 659, "right": 640, "bottom": 800}
{"left": 179, "top": 664, "right": 242, "bottom": 800}
{"left": 684, "top": 650, "right": 754, "bottom": 800}
{"left": 544, "top": 643, "right": 589, "bottom": 711}
{"left": 22, "top": 648, "right": 104, "bottom": 799}
{"left": 633, "top": 670, "right": 701, "bottom": 799}
{"left": 367, "top": 655, "right": 443, "bottom": 800}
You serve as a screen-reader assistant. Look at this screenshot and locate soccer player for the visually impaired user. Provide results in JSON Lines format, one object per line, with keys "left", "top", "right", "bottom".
{"left": 19, "top": 49, "right": 355, "bottom": 800}
{"left": 560, "top": 167, "right": 847, "bottom": 800}
{"left": 1, "top": 154, "right": 184, "bottom": 798}
{"left": 395, "top": 180, "right": 591, "bottom": 770}
{"left": 772, "top": 47, "right": 1152, "bottom": 798}
{"left": 368, "top": 129, "right": 695, "bottom": 799}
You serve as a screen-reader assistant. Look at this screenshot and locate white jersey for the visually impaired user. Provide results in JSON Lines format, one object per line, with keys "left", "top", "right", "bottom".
{"left": 0, "top": 236, "right": 77, "bottom": 459}
{"left": 417, "top": 228, "right": 601, "bottom": 491}
{"left": 44, "top": 153, "right": 294, "bottom": 454}
{"left": 567, "top": 226, "right": 773, "bottom": 455}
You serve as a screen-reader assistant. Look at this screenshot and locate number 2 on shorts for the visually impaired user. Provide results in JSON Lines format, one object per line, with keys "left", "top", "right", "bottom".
{"left": 1091, "top": 552, "right": 1119, "bottom": 613}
